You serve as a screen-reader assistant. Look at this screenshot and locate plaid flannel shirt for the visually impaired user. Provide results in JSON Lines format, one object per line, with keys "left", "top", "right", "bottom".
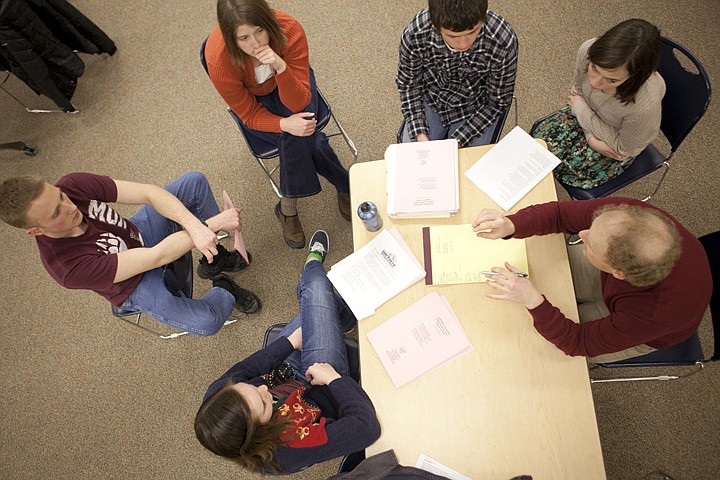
{"left": 396, "top": 9, "right": 518, "bottom": 147}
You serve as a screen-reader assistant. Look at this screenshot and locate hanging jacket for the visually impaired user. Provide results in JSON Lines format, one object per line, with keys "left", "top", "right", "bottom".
{"left": 0, "top": 0, "right": 115, "bottom": 111}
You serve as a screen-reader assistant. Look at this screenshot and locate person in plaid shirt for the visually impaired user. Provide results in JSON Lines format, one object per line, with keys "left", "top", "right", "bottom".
{"left": 396, "top": 0, "right": 518, "bottom": 147}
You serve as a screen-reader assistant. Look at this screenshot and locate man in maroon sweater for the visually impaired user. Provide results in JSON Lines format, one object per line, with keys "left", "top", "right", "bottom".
{"left": 472, "top": 197, "right": 712, "bottom": 362}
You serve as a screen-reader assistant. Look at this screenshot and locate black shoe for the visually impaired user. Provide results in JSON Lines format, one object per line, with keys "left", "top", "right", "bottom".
{"left": 337, "top": 192, "right": 351, "bottom": 222}
{"left": 197, "top": 244, "right": 252, "bottom": 279}
{"left": 307, "top": 230, "right": 329, "bottom": 264}
{"left": 213, "top": 274, "right": 261, "bottom": 314}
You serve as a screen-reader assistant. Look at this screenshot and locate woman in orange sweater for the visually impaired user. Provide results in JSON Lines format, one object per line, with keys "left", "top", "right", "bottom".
{"left": 205, "top": 0, "right": 350, "bottom": 249}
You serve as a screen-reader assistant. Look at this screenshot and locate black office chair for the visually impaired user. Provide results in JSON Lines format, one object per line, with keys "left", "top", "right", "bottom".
{"left": 262, "top": 323, "right": 361, "bottom": 382}
{"left": 200, "top": 38, "right": 358, "bottom": 198}
{"left": 396, "top": 96, "right": 517, "bottom": 145}
{"left": 336, "top": 449, "right": 366, "bottom": 474}
{"left": 0, "top": 141, "right": 37, "bottom": 156}
{"left": 110, "top": 252, "right": 236, "bottom": 339}
{"left": 531, "top": 36, "right": 711, "bottom": 201}
{"left": 591, "top": 230, "right": 720, "bottom": 383}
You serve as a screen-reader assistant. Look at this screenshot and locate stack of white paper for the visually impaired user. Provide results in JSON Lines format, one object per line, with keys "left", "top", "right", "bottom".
{"left": 464, "top": 126, "right": 560, "bottom": 211}
{"left": 327, "top": 228, "right": 426, "bottom": 320}
{"left": 367, "top": 292, "right": 473, "bottom": 388}
{"left": 386, "top": 139, "right": 459, "bottom": 218}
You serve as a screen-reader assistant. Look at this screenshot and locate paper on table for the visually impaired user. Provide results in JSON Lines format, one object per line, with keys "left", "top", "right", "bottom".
{"left": 327, "top": 228, "right": 425, "bottom": 320}
{"left": 464, "top": 126, "right": 560, "bottom": 211}
{"left": 422, "top": 224, "right": 527, "bottom": 285}
{"left": 386, "top": 139, "right": 459, "bottom": 217}
{"left": 222, "top": 190, "right": 249, "bottom": 264}
{"left": 366, "top": 292, "right": 472, "bottom": 388}
{"left": 415, "top": 453, "right": 472, "bottom": 480}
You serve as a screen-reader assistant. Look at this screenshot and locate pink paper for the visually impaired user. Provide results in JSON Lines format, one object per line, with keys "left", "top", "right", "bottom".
{"left": 222, "top": 190, "right": 250, "bottom": 264}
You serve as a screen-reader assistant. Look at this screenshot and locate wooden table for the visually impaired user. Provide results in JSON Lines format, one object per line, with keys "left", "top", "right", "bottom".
{"left": 348, "top": 144, "right": 606, "bottom": 479}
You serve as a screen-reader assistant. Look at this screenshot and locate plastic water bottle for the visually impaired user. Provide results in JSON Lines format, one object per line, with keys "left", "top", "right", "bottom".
{"left": 357, "top": 201, "right": 383, "bottom": 232}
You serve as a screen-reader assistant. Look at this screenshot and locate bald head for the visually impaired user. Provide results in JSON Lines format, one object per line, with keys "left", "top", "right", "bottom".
{"left": 592, "top": 204, "right": 681, "bottom": 287}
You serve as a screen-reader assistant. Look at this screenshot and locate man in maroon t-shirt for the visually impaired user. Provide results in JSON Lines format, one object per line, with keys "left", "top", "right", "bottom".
{"left": 0, "top": 171, "right": 261, "bottom": 336}
{"left": 471, "top": 197, "right": 711, "bottom": 363}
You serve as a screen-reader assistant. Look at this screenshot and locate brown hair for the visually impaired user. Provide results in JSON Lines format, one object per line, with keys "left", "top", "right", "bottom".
{"left": 194, "top": 382, "right": 290, "bottom": 474}
{"left": 0, "top": 175, "right": 47, "bottom": 228}
{"left": 593, "top": 204, "right": 681, "bottom": 287}
{"left": 588, "top": 19, "right": 661, "bottom": 104}
{"left": 428, "top": 0, "right": 487, "bottom": 32}
{"left": 216, "top": 0, "right": 287, "bottom": 66}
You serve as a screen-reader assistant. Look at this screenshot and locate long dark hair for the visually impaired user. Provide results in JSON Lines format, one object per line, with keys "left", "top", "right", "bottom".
{"left": 588, "top": 19, "right": 660, "bottom": 104}
{"left": 216, "top": 0, "right": 287, "bottom": 67}
{"left": 194, "top": 383, "right": 290, "bottom": 474}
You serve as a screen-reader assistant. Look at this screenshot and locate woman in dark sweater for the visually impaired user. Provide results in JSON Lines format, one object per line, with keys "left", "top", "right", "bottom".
{"left": 194, "top": 231, "right": 380, "bottom": 474}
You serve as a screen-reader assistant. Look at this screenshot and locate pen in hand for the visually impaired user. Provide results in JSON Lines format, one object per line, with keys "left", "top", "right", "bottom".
{"left": 481, "top": 271, "right": 529, "bottom": 278}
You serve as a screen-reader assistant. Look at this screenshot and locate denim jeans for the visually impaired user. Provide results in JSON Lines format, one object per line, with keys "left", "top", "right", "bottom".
{"left": 400, "top": 101, "right": 500, "bottom": 146}
{"left": 278, "top": 261, "right": 356, "bottom": 379}
{"left": 244, "top": 68, "right": 350, "bottom": 198}
{"left": 120, "top": 172, "right": 236, "bottom": 336}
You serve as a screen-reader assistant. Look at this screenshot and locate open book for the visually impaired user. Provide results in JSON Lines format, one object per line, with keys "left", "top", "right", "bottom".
{"left": 386, "top": 139, "right": 459, "bottom": 218}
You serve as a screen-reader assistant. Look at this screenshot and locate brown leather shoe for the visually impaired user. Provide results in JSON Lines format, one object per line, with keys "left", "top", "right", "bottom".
{"left": 275, "top": 202, "right": 306, "bottom": 249}
{"left": 337, "top": 192, "right": 351, "bottom": 221}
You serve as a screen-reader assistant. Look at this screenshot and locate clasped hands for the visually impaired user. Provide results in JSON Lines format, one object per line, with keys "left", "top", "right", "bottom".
{"left": 188, "top": 207, "right": 241, "bottom": 263}
{"left": 287, "top": 327, "right": 342, "bottom": 385}
{"left": 472, "top": 209, "right": 544, "bottom": 310}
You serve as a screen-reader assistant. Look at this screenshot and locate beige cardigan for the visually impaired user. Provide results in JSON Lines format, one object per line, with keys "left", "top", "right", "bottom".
{"left": 571, "top": 38, "right": 665, "bottom": 157}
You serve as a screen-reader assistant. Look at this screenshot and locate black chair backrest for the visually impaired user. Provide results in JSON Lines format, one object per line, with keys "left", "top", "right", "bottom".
{"left": 162, "top": 251, "right": 193, "bottom": 298}
{"left": 200, "top": 37, "right": 209, "bottom": 76}
{"left": 699, "top": 231, "right": 720, "bottom": 361}
{"left": 657, "top": 37, "right": 711, "bottom": 151}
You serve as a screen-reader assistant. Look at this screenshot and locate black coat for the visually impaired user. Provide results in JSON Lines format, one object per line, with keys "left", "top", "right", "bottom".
{"left": 0, "top": 0, "right": 115, "bottom": 111}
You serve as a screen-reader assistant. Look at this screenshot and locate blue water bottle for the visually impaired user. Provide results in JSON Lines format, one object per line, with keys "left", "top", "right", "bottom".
{"left": 357, "top": 201, "right": 383, "bottom": 232}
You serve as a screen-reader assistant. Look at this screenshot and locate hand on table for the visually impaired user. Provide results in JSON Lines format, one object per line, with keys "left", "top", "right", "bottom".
{"left": 472, "top": 209, "right": 515, "bottom": 239}
{"left": 484, "top": 262, "right": 544, "bottom": 309}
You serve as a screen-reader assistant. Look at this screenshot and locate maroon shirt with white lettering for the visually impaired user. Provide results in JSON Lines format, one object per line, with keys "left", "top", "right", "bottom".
{"left": 36, "top": 173, "right": 144, "bottom": 306}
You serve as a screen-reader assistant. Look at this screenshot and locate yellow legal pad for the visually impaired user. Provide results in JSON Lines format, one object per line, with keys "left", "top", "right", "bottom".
{"left": 422, "top": 224, "right": 528, "bottom": 285}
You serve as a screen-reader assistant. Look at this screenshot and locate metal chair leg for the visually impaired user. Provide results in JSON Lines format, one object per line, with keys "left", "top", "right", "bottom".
{"left": 255, "top": 157, "right": 283, "bottom": 198}
{"left": 327, "top": 110, "right": 358, "bottom": 160}
{"left": 642, "top": 161, "right": 670, "bottom": 202}
{"left": 1, "top": 73, "right": 78, "bottom": 113}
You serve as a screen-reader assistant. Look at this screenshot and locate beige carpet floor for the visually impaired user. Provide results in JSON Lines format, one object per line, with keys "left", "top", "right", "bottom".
{"left": 1, "top": 1, "right": 718, "bottom": 479}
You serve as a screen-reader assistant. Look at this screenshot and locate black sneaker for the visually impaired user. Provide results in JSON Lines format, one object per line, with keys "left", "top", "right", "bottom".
{"left": 307, "top": 230, "right": 329, "bottom": 264}
{"left": 197, "top": 244, "right": 252, "bottom": 279}
{"left": 212, "top": 274, "right": 261, "bottom": 314}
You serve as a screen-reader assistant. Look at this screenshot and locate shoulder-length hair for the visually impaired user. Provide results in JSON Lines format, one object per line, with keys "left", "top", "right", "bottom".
{"left": 588, "top": 19, "right": 660, "bottom": 104}
{"left": 194, "top": 382, "right": 291, "bottom": 474}
{"left": 216, "top": 0, "right": 287, "bottom": 67}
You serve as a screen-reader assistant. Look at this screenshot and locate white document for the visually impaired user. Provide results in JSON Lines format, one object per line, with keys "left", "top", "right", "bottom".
{"left": 464, "top": 126, "right": 560, "bottom": 211}
{"left": 366, "top": 292, "right": 473, "bottom": 388}
{"left": 416, "top": 453, "right": 472, "bottom": 480}
{"left": 327, "top": 228, "right": 425, "bottom": 320}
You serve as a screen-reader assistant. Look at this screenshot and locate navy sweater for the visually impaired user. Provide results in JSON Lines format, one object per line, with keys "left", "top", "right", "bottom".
{"left": 203, "top": 337, "right": 381, "bottom": 473}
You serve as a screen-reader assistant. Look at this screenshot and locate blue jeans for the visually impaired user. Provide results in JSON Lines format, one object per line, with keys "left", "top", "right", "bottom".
{"left": 401, "top": 101, "right": 500, "bottom": 146}
{"left": 244, "top": 68, "right": 350, "bottom": 198}
{"left": 120, "top": 172, "right": 236, "bottom": 336}
{"left": 278, "top": 261, "right": 356, "bottom": 379}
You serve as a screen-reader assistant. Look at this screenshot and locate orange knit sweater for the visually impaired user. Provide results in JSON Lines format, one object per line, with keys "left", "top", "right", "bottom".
{"left": 204, "top": 10, "right": 311, "bottom": 132}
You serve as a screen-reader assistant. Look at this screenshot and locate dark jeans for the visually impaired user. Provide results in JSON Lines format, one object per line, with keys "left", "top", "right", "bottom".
{"left": 245, "top": 68, "right": 350, "bottom": 198}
